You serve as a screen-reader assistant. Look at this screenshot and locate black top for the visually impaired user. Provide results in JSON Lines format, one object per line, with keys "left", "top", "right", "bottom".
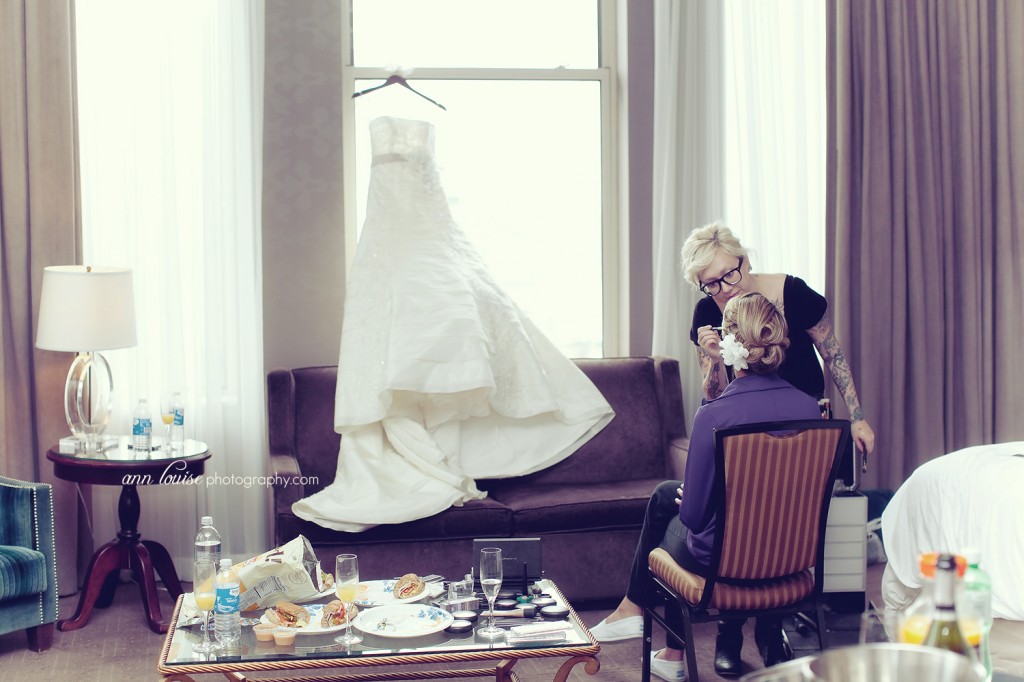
{"left": 689, "top": 275, "right": 828, "bottom": 399}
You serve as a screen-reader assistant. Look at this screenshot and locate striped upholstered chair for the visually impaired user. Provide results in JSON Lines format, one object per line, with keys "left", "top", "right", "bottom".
{"left": 642, "top": 420, "right": 850, "bottom": 682}
{"left": 0, "top": 476, "right": 58, "bottom": 651}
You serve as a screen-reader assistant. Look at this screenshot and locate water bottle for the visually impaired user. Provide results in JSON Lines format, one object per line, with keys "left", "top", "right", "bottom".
{"left": 214, "top": 558, "right": 241, "bottom": 645}
{"left": 132, "top": 399, "right": 152, "bottom": 451}
{"left": 169, "top": 391, "right": 186, "bottom": 448}
{"left": 962, "top": 548, "right": 993, "bottom": 682}
{"left": 194, "top": 516, "right": 222, "bottom": 567}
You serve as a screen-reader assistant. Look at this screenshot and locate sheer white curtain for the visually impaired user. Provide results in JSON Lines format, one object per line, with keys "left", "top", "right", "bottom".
{"left": 651, "top": 0, "right": 825, "bottom": 432}
{"left": 76, "top": 1, "right": 267, "bottom": 577}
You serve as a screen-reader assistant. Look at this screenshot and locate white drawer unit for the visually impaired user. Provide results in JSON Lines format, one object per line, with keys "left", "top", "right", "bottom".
{"left": 822, "top": 493, "right": 867, "bottom": 593}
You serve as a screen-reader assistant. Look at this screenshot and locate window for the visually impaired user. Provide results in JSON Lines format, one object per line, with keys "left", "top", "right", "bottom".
{"left": 342, "top": 0, "right": 617, "bottom": 358}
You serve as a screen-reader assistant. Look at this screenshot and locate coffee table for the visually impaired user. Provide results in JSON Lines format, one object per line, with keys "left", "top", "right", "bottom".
{"left": 157, "top": 579, "right": 600, "bottom": 681}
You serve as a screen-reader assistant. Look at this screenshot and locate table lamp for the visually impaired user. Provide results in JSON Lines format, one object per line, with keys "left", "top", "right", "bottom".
{"left": 35, "top": 265, "right": 138, "bottom": 452}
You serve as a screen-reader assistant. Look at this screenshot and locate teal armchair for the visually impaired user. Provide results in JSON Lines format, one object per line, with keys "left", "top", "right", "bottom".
{"left": 0, "top": 476, "right": 58, "bottom": 651}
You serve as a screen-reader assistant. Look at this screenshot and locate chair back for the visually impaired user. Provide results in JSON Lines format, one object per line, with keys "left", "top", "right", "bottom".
{"left": 711, "top": 420, "right": 849, "bottom": 583}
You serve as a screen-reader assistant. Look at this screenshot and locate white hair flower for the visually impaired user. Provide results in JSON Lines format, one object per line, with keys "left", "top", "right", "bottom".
{"left": 719, "top": 333, "right": 749, "bottom": 371}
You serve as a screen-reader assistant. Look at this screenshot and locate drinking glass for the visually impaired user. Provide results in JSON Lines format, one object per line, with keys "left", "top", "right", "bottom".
{"left": 859, "top": 608, "right": 902, "bottom": 644}
{"left": 477, "top": 547, "right": 504, "bottom": 640}
{"left": 192, "top": 560, "right": 220, "bottom": 654}
{"left": 160, "top": 392, "right": 176, "bottom": 451}
{"left": 334, "top": 554, "right": 362, "bottom": 646}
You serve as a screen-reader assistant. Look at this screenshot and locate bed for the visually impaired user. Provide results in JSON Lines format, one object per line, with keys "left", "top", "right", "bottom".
{"left": 880, "top": 441, "right": 1024, "bottom": 674}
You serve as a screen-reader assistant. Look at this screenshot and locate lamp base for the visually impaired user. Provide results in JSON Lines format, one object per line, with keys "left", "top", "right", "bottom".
{"left": 65, "top": 351, "right": 113, "bottom": 451}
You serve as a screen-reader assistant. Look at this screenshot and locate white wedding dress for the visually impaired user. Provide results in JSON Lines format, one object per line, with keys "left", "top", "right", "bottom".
{"left": 292, "top": 116, "right": 614, "bottom": 532}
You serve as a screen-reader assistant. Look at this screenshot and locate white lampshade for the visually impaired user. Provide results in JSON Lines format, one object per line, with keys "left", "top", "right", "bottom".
{"left": 36, "top": 265, "right": 138, "bottom": 351}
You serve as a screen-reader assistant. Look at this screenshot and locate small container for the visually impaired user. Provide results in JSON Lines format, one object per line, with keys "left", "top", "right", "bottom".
{"left": 253, "top": 623, "right": 276, "bottom": 642}
{"left": 273, "top": 627, "right": 297, "bottom": 646}
{"left": 451, "top": 610, "right": 478, "bottom": 623}
{"left": 530, "top": 597, "right": 556, "bottom": 608}
{"left": 540, "top": 605, "right": 570, "bottom": 619}
{"left": 446, "top": 619, "right": 474, "bottom": 634}
{"left": 495, "top": 599, "right": 518, "bottom": 610}
{"left": 497, "top": 590, "right": 517, "bottom": 601}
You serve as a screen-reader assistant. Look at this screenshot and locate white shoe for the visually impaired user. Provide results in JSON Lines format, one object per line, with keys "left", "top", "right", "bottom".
{"left": 649, "top": 648, "right": 686, "bottom": 681}
{"left": 589, "top": 615, "right": 643, "bottom": 642}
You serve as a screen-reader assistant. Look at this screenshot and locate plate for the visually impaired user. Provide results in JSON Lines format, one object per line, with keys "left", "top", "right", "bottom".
{"left": 352, "top": 604, "right": 454, "bottom": 638}
{"left": 353, "top": 579, "right": 432, "bottom": 607}
{"left": 258, "top": 603, "right": 350, "bottom": 635}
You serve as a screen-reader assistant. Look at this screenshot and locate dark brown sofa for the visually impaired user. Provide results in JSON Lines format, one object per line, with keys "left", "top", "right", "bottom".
{"left": 267, "top": 356, "right": 688, "bottom": 605}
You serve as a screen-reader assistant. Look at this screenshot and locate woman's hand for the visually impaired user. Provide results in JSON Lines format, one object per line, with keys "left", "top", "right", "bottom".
{"left": 674, "top": 484, "right": 684, "bottom": 507}
{"left": 696, "top": 325, "right": 722, "bottom": 362}
{"left": 851, "top": 419, "right": 875, "bottom": 455}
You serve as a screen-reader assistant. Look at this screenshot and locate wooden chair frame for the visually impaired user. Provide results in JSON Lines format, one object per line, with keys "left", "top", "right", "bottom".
{"left": 641, "top": 419, "right": 851, "bottom": 682}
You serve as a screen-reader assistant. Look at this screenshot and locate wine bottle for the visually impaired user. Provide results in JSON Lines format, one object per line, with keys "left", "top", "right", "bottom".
{"left": 922, "top": 553, "right": 974, "bottom": 658}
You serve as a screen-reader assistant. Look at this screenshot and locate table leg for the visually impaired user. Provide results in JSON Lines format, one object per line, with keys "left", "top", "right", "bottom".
{"left": 58, "top": 540, "right": 125, "bottom": 631}
{"left": 551, "top": 655, "right": 601, "bottom": 682}
{"left": 94, "top": 568, "right": 121, "bottom": 608}
{"left": 129, "top": 541, "right": 168, "bottom": 633}
{"left": 144, "top": 539, "right": 184, "bottom": 599}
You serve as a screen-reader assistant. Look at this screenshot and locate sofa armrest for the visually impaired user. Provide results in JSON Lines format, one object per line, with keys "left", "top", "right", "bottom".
{"left": 667, "top": 435, "right": 690, "bottom": 482}
{"left": 269, "top": 452, "right": 305, "bottom": 509}
{"left": 0, "top": 476, "right": 58, "bottom": 624}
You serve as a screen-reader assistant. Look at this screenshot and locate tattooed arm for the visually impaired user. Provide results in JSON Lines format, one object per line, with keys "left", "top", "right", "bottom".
{"left": 808, "top": 314, "right": 876, "bottom": 454}
{"left": 695, "top": 325, "right": 729, "bottom": 401}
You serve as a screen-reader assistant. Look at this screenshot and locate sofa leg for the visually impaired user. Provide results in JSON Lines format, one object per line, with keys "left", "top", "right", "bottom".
{"left": 27, "top": 622, "right": 54, "bottom": 652}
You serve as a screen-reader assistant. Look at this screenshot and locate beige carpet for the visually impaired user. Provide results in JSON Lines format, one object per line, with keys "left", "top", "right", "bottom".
{"left": 0, "top": 565, "right": 884, "bottom": 681}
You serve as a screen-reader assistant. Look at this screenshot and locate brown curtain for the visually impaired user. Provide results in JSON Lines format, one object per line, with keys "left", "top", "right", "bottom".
{"left": 827, "top": 0, "right": 1024, "bottom": 490}
{"left": 0, "top": 0, "right": 82, "bottom": 594}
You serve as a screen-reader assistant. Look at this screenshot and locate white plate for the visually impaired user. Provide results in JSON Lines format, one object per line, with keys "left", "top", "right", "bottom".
{"left": 353, "top": 579, "right": 431, "bottom": 607}
{"left": 258, "top": 603, "right": 350, "bottom": 635}
{"left": 352, "top": 604, "right": 454, "bottom": 638}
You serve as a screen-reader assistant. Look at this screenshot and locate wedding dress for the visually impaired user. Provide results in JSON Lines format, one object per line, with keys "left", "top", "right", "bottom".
{"left": 292, "top": 116, "right": 614, "bottom": 532}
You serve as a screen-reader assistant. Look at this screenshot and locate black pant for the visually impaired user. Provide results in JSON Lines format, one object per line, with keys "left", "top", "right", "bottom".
{"left": 625, "top": 481, "right": 782, "bottom": 651}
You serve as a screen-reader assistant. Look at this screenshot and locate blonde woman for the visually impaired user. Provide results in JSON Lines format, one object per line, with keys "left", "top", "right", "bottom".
{"left": 591, "top": 293, "right": 823, "bottom": 679}
{"left": 682, "top": 222, "right": 875, "bottom": 458}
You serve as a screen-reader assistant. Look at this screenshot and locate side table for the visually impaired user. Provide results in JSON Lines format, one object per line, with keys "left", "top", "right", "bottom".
{"left": 47, "top": 437, "right": 210, "bottom": 634}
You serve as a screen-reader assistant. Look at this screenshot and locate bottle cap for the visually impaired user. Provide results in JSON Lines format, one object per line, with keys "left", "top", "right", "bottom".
{"left": 201, "top": 516, "right": 213, "bottom": 526}
{"left": 919, "top": 552, "right": 967, "bottom": 578}
{"left": 220, "top": 558, "right": 232, "bottom": 568}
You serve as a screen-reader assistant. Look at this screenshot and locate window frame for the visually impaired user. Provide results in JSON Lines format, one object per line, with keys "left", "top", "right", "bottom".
{"left": 339, "top": 0, "right": 621, "bottom": 356}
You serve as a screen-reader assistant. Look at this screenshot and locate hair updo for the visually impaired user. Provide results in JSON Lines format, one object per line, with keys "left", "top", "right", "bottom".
{"left": 721, "top": 292, "right": 789, "bottom": 375}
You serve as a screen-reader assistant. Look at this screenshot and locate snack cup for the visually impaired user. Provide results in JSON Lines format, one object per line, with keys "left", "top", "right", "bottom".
{"left": 253, "top": 623, "right": 276, "bottom": 642}
{"left": 273, "top": 627, "right": 297, "bottom": 646}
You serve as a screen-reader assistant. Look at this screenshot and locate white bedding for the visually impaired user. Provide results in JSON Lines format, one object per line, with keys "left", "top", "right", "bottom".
{"left": 880, "top": 441, "right": 1024, "bottom": 621}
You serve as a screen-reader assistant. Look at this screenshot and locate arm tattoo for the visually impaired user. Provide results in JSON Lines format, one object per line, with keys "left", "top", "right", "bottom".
{"left": 697, "top": 346, "right": 725, "bottom": 400}
{"left": 810, "top": 318, "right": 864, "bottom": 422}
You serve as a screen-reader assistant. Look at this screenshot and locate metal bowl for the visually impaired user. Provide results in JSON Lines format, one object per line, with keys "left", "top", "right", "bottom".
{"left": 809, "top": 644, "right": 980, "bottom": 682}
{"left": 739, "top": 644, "right": 980, "bottom": 682}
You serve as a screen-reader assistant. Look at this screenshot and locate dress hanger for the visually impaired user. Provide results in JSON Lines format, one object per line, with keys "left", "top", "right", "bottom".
{"left": 352, "top": 75, "right": 447, "bottom": 111}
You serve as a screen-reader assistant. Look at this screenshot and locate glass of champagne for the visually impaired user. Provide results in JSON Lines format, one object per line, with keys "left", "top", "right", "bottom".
{"left": 477, "top": 547, "right": 504, "bottom": 640}
{"left": 334, "top": 554, "right": 362, "bottom": 646}
{"left": 160, "top": 392, "right": 176, "bottom": 451}
{"left": 192, "top": 560, "right": 219, "bottom": 654}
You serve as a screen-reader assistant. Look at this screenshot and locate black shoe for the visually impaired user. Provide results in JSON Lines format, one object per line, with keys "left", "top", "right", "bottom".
{"left": 756, "top": 629, "right": 793, "bottom": 668}
{"left": 714, "top": 632, "right": 744, "bottom": 677}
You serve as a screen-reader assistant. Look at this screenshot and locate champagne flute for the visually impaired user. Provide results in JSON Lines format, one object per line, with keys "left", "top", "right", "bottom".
{"left": 477, "top": 547, "right": 504, "bottom": 640}
{"left": 334, "top": 554, "right": 362, "bottom": 646}
{"left": 160, "top": 392, "right": 176, "bottom": 451}
{"left": 192, "top": 560, "right": 219, "bottom": 654}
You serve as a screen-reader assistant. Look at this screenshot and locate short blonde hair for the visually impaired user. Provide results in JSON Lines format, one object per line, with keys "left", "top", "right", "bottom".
{"left": 721, "top": 293, "right": 788, "bottom": 375}
{"left": 680, "top": 222, "right": 749, "bottom": 289}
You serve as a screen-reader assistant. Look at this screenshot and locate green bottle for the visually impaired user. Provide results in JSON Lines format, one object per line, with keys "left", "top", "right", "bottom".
{"left": 922, "top": 553, "right": 973, "bottom": 657}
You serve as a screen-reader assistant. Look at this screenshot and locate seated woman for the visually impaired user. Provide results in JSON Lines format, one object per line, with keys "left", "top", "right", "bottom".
{"left": 590, "top": 292, "right": 822, "bottom": 680}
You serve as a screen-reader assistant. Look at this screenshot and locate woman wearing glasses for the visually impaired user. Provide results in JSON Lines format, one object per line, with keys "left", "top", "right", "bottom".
{"left": 682, "top": 222, "right": 875, "bottom": 459}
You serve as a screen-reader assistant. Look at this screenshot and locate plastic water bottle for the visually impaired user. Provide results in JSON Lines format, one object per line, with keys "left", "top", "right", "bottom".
{"left": 194, "top": 517, "right": 222, "bottom": 567}
{"left": 132, "top": 399, "right": 152, "bottom": 451}
{"left": 169, "top": 391, "right": 186, "bottom": 448}
{"left": 962, "top": 548, "right": 993, "bottom": 682}
{"left": 214, "top": 558, "right": 240, "bottom": 645}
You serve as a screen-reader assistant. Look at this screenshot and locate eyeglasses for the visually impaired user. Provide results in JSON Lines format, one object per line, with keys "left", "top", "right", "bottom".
{"left": 699, "top": 257, "right": 744, "bottom": 297}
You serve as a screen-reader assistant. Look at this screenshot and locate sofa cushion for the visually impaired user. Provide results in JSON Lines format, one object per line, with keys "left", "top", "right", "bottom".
{"left": 276, "top": 496, "right": 513, "bottom": 545}
{"left": 0, "top": 546, "right": 47, "bottom": 600}
{"left": 493, "top": 478, "right": 665, "bottom": 535}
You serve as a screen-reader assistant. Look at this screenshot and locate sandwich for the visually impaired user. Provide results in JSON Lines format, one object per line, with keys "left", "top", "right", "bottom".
{"left": 320, "top": 599, "right": 357, "bottom": 627}
{"left": 394, "top": 573, "right": 426, "bottom": 600}
{"left": 264, "top": 601, "right": 310, "bottom": 628}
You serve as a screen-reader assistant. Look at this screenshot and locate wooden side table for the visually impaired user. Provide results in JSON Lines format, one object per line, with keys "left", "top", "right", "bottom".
{"left": 47, "top": 438, "right": 210, "bottom": 634}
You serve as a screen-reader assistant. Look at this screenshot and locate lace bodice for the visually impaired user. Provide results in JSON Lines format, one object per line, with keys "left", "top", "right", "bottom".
{"left": 370, "top": 116, "right": 435, "bottom": 163}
